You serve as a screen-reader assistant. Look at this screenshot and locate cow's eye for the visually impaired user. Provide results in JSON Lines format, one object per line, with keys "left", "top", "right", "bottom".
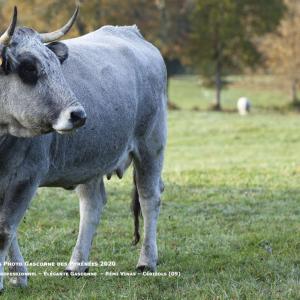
{"left": 17, "top": 60, "right": 39, "bottom": 85}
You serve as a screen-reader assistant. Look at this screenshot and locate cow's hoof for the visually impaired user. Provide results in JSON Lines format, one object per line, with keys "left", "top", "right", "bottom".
{"left": 63, "top": 269, "right": 72, "bottom": 277}
{"left": 9, "top": 276, "right": 27, "bottom": 288}
{"left": 136, "top": 265, "right": 156, "bottom": 272}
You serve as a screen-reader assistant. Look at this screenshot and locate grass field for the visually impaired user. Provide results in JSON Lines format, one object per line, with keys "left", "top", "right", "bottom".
{"left": 3, "top": 76, "right": 300, "bottom": 299}
{"left": 169, "top": 75, "right": 292, "bottom": 111}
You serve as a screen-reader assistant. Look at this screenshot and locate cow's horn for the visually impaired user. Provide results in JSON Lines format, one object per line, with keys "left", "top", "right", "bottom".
{"left": 0, "top": 6, "right": 18, "bottom": 46}
{"left": 40, "top": 6, "right": 79, "bottom": 43}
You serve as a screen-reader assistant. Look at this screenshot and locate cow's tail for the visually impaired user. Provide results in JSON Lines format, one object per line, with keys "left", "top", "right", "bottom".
{"left": 131, "top": 169, "right": 141, "bottom": 245}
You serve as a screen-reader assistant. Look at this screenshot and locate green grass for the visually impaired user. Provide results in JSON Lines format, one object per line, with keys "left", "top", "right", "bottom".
{"left": 2, "top": 76, "right": 300, "bottom": 299}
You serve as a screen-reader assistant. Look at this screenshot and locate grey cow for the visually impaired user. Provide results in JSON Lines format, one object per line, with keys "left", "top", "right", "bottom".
{"left": 0, "top": 6, "right": 167, "bottom": 290}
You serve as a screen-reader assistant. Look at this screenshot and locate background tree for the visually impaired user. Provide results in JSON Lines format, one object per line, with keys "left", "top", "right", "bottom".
{"left": 260, "top": 0, "right": 300, "bottom": 105}
{"left": 154, "top": 0, "right": 192, "bottom": 96}
{"left": 189, "top": 0, "right": 285, "bottom": 110}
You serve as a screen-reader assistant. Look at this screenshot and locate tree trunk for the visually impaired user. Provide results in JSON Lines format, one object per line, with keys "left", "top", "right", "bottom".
{"left": 292, "top": 79, "right": 298, "bottom": 104}
{"left": 163, "top": 57, "right": 170, "bottom": 100}
{"left": 166, "top": 74, "right": 170, "bottom": 99}
{"left": 164, "top": 57, "right": 179, "bottom": 110}
{"left": 214, "top": 60, "right": 222, "bottom": 111}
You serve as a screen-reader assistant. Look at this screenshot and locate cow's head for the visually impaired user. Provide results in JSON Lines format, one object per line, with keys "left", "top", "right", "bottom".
{"left": 0, "top": 6, "right": 86, "bottom": 137}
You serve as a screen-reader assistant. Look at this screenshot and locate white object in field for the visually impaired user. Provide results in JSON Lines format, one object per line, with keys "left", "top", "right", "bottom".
{"left": 237, "top": 97, "right": 251, "bottom": 115}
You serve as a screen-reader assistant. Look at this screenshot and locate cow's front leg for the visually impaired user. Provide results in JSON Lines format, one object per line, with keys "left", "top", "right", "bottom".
{"left": 65, "top": 177, "right": 106, "bottom": 274}
{"left": 0, "top": 179, "right": 38, "bottom": 290}
{"left": 7, "top": 235, "right": 28, "bottom": 287}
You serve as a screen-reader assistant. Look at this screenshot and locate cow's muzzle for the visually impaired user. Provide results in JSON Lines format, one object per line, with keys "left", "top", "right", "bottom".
{"left": 52, "top": 106, "right": 86, "bottom": 134}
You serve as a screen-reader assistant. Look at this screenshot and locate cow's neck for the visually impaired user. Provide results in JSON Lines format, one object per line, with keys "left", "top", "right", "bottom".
{"left": 0, "top": 135, "right": 30, "bottom": 175}
{"left": 0, "top": 135, "right": 17, "bottom": 153}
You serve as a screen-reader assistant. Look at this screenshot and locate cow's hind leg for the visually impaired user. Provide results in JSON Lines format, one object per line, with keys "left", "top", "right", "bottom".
{"left": 65, "top": 177, "right": 106, "bottom": 274}
{"left": 134, "top": 149, "right": 164, "bottom": 272}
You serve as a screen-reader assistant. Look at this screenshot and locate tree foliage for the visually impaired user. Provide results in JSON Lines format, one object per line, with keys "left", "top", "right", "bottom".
{"left": 189, "top": 0, "right": 285, "bottom": 109}
{"left": 260, "top": 0, "right": 300, "bottom": 104}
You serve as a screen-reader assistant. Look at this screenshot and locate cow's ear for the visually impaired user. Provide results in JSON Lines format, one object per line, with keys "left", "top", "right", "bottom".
{"left": 47, "top": 42, "right": 68, "bottom": 64}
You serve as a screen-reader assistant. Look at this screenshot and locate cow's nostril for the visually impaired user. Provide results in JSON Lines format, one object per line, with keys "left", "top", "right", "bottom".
{"left": 70, "top": 109, "right": 86, "bottom": 128}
